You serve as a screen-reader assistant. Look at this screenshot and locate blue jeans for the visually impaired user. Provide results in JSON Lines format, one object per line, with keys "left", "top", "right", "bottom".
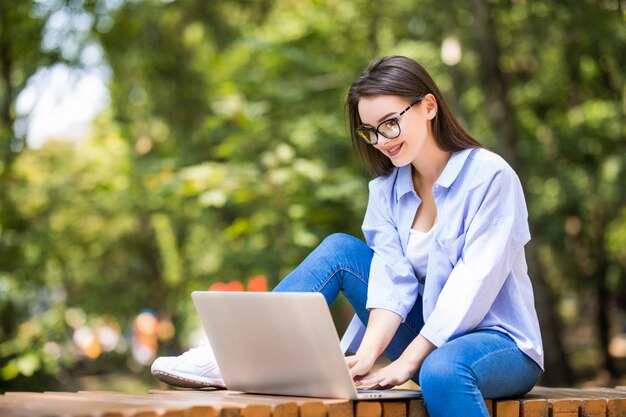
{"left": 273, "top": 233, "right": 541, "bottom": 417}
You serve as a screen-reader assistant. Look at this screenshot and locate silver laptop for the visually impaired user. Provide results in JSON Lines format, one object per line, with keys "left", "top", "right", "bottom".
{"left": 191, "top": 291, "right": 422, "bottom": 400}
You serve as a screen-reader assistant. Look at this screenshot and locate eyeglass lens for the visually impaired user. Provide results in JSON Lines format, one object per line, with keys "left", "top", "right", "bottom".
{"left": 378, "top": 119, "right": 400, "bottom": 138}
{"left": 356, "top": 119, "right": 401, "bottom": 144}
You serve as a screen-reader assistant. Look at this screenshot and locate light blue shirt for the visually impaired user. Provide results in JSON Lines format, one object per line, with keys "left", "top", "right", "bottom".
{"left": 341, "top": 148, "right": 544, "bottom": 369}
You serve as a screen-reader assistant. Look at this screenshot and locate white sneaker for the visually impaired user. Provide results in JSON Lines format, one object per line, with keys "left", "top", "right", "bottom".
{"left": 151, "top": 341, "right": 226, "bottom": 388}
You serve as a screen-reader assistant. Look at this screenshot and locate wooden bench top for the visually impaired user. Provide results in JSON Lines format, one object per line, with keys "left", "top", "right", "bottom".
{"left": 0, "top": 386, "right": 625, "bottom": 417}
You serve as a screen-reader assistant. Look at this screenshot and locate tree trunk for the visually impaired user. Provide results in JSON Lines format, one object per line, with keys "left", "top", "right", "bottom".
{"left": 590, "top": 203, "right": 618, "bottom": 379}
{"left": 470, "top": 0, "right": 573, "bottom": 385}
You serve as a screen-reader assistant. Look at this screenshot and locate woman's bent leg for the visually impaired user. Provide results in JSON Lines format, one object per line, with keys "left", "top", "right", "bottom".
{"left": 273, "top": 233, "right": 373, "bottom": 316}
{"left": 418, "top": 330, "right": 541, "bottom": 417}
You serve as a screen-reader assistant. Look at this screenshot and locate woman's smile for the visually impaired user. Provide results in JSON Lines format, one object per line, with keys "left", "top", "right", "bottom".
{"left": 384, "top": 142, "right": 404, "bottom": 157}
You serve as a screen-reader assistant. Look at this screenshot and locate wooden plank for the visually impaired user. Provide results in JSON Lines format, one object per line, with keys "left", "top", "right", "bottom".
{"left": 606, "top": 399, "right": 626, "bottom": 417}
{"left": 355, "top": 401, "right": 382, "bottom": 417}
{"left": 0, "top": 393, "right": 156, "bottom": 416}
{"left": 185, "top": 407, "right": 222, "bottom": 417}
{"left": 381, "top": 402, "right": 406, "bottom": 417}
{"left": 527, "top": 387, "right": 573, "bottom": 399}
{"left": 223, "top": 394, "right": 298, "bottom": 417}
{"left": 0, "top": 394, "right": 146, "bottom": 417}
{"left": 581, "top": 388, "right": 626, "bottom": 396}
{"left": 0, "top": 406, "right": 72, "bottom": 417}
{"left": 580, "top": 399, "right": 607, "bottom": 417}
{"left": 135, "top": 390, "right": 272, "bottom": 417}
{"left": 7, "top": 391, "right": 236, "bottom": 417}
{"left": 160, "top": 391, "right": 299, "bottom": 417}
{"left": 56, "top": 391, "right": 224, "bottom": 417}
{"left": 533, "top": 387, "right": 626, "bottom": 400}
{"left": 325, "top": 400, "right": 354, "bottom": 417}
{"left": 299, "top": 401, "right": 327, "bottom": 417}
{"left": 548, "top": 399, "right": 579, "bottom": 417}
{"left": 188, "top": 389, "right": 353, "bottom": 417}
{"left": 530, "top": 387, "right": 626, "bottom": 417}
{"left": 520, "top": 399, "right": 548, "bottom": 417}
{"left": 406, "top": 399, "right": 427, "bottom": 417}
{"left": 161, "top": 411, "right": 185, "bottom": 417}
{"left": 494, "top": 400, "right": 519, "bottom": 417}
{"left": 576, "top": 390, "right": 626, "bottom": 417}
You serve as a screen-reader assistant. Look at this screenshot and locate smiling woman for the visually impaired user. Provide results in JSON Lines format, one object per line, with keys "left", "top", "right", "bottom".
{"left": 151, "top": 55, "right": 544, "bottom": 417}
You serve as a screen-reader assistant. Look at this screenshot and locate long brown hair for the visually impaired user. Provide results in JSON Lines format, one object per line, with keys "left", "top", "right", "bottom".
{"left": 346, "top": 56, "right": 482, "bottom": 177}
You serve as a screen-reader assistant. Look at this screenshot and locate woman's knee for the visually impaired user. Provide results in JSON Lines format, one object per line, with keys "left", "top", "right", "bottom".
{"left": 320, "top": 233, "right": 367, "bottom": 253}
{"left": 419, "top": 347, "right": 475, "bottom": 393}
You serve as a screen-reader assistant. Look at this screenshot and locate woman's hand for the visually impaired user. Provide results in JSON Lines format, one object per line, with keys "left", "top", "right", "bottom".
{"left": 347, "top": 309, "right": 403, "bottom": 379}
{"left": 353, "top": 356, "right": 419, "bottom": 389}
{"left": 346, "top": 352, "right": 377, "bottom": 379}
{"left": 354, "top": 334, "right": 437, "bottom": 389}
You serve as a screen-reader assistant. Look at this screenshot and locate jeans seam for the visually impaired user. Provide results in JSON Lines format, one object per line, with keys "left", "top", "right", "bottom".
{"left": 316, "top": 266, "right": 368, "bottom": 293}
{"left": 470, "top": 345, "right": 539, "bottom": 399}
{"left": 470, "top": 346, "right": 520, "bottom": 371}
{"left": 468, "top": 345, "right": 523, "bottom": 388}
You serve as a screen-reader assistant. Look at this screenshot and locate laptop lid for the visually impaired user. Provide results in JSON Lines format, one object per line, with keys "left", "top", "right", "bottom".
{"left": 191, "top": 291, "right": 421, "bottom": 399}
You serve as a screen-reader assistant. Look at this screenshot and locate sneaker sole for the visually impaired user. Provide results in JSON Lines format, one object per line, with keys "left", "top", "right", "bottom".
{"left": 152, "top": 370, "right": 226, "bottom": 389}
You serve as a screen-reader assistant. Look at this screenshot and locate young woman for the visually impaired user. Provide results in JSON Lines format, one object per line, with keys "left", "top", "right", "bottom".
{"left": 152, "top": 56, "right": 544, "bottom": 417}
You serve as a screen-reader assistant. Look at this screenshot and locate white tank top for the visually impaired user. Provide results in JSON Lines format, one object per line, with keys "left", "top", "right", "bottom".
{"left": 407, "top": 223, "right": 437, "bottom": 281}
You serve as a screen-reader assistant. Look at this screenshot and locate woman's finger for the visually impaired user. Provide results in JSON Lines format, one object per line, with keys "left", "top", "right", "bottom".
{"left": 350, "top": 361, "right": 374, "bottom": 378}
{"left": 354, "top": 372, "right": 378, "bottom": 386}
{"left": 345, "top": 356, "right": 358, "bottom": 368}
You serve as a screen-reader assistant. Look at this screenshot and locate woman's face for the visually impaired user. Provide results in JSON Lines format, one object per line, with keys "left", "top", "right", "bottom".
{"left": 357, "top": 95, "right": 432, "bottom": 168}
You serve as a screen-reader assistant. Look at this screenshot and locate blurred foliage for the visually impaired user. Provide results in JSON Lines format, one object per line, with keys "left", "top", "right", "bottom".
{"left": 0, "top": 0, "right": 625, "bottom": 391}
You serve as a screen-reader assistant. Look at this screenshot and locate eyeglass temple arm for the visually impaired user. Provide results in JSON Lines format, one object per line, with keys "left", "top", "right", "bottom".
{"left": 399, "top": 96, "right": 425, "bottom": 116}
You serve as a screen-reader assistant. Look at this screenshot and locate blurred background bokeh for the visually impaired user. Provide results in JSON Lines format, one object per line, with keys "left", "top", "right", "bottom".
{"left": 0, "top": 0, "right": 625, "bottom": 393}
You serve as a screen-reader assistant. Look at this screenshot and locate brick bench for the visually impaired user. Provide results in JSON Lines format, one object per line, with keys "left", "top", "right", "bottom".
{"left": 1, "top": 387, "right": 625, "bottom": 417}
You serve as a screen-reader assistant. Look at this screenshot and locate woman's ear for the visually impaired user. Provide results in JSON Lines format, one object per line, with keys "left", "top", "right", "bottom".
{"left": 423, "top": 93, "right": 438, "bottom": 120}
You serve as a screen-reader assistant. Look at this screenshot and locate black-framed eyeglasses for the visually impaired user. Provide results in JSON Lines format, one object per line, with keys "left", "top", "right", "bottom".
{"left": 355, "top": 96, "right": 425, "bottom": 145}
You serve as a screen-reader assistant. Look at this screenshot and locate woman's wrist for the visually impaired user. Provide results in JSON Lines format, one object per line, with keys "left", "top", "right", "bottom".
{"left": 398, "top": 334, "right": 437, "bottom": 369}
{"left": 355, "top": 344, "right": 380, "bottom": 362}
{"left": 397, "top": 349, "right": 424, "bottom": 370}
{"left": 358, "top": 309, "right": 403, "bottom": 358}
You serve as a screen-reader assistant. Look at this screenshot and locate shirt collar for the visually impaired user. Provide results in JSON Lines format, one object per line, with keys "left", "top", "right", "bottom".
{"left": 435, "top": 148, "right": 475, "bottom": 188}
{"left": 395, "top": 148, "right": 475, "bottom": 199}
{"left": 396, "top": 164, "right": 415, "bottom": 199}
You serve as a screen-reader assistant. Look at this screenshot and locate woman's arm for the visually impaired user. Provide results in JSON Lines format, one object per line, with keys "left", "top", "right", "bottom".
{"left": 362, "top": 172, "right": 421, "bottom": 324}
{"left": 347, "top": 309, "right": 402, "bottom": 378}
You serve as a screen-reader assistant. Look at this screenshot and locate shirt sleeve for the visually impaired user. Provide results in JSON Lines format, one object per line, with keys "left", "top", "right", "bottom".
{"left": 362, "top": 179, "right": 419, "bottom": 321}
{"left": 419, "top": 167, "right": 531, "bottom": 347}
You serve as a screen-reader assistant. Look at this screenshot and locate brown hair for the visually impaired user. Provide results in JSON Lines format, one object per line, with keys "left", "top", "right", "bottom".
{"left": 346, "top": 56, "right": 482, "bottom": 177}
